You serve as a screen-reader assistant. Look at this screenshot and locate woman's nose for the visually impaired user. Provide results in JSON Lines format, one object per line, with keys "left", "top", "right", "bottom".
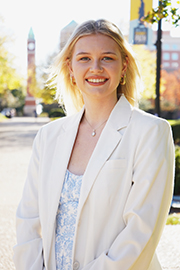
{"left": 90, "top": 60, "right": 103, "bottom": 73}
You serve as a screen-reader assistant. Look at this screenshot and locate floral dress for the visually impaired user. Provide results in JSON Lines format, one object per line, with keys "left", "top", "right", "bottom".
{"left": 55, "top": 170, "right": 83, "bottom": 270}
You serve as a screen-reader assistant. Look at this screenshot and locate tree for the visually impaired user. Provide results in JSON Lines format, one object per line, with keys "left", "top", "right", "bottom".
{"left": 0, "top": 42, "right": 23, "bottom": 95}
{"left": 1, "top": 88, "right": 25, "bottom": 113}
{"left": 133, "top": 45, "right": 156, "bottom": 99}
{"left": 36, "top": 74, "right": 57, "bottom": 104}
{"left": 34, "top": 53, "right": 58, "bottom": 105}
{"left": 143, "top": 0, "right": 180, "bottom": 26}
{"left": 142, "top": 0, "right": 180, "bottom": 116}
{"left": 161, "top": 69, "right": 180, "bottom": 110}
{"left": 0, "top": 16, "right": 24, "bottom": 108}
{"left": 132, "top": 45, "right": 166, "bottom": 111}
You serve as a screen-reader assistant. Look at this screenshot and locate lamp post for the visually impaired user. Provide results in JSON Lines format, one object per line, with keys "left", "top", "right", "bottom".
{"left": 155, "top": 14, "right": 162, "bottom": 117}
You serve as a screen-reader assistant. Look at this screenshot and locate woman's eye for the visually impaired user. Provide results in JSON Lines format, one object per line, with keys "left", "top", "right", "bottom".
{"left": 79, "top": 57, "right": 90, "bottom": 61}
{"left": 102, "top": 57, "right": 113, "bottom": 61}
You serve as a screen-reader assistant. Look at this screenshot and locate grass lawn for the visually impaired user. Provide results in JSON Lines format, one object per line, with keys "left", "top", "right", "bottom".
{"left": 0, "top": 113, "right": 7, "bottom": 122}
{"left": 168, "top": 119, "right": 180, "bottom": 126}
{"left": 166, "top": 213, "right": 180, "bottom": 225}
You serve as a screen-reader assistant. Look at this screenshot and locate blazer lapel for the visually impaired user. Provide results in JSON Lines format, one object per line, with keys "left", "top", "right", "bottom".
{"left": 45, "top": 108, "right": 84, "bottom": 264}
{"left": 77, "top": 95, "right": 133, "bottom": 217}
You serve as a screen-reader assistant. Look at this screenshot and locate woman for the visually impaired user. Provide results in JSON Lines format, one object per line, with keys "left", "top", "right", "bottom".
{"left": 13, "top": 20, "right": 174, "bottom": 270}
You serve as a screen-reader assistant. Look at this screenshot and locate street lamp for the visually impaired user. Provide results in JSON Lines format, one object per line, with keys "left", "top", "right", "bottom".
{"left": 155, "top": 18, "right": 162, "bottom": 117}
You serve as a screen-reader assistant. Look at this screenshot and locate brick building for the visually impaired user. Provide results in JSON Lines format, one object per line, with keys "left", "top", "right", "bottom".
{"left": 153, "top": 30, "right": 180, "bottom": 72}
{"left": 60, "top": 20, "right": 78, "bottom": 50}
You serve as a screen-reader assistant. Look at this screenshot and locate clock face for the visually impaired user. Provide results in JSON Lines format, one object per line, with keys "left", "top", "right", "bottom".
{"left": 28, "top": 42, "right": 35, "bottom": 50}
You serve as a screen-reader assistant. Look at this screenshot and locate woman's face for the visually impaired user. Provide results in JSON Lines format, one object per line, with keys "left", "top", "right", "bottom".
{"left": 68, "top": 34, "right": 128, "bottom": 103}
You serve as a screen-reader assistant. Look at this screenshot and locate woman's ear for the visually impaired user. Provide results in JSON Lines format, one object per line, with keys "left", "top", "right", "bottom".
{"left": 66, "top": 59, "right": 74, "bottom": 76}
{"left": 122, "top": 56, "right": 128, "bottom": 74}
{"left": 122, "top": 56, "right": 129, "bottom": 76}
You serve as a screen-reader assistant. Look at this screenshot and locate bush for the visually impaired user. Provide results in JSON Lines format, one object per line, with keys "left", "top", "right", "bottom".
{"left": 168, "top": 120, "right": 180, "bottom": 145}
{"left": 48, "top": 108, "right": 65, "bottom": 118}
{"left": 0, "top": 113, "right": 6, "bottom": 122}
{"left": 166, "top": 213, "right": 180, "bottom": 225}
{"left": 174, "top": 145, "right": 180, "bottom": 195}
{"left": 39, "top": 112, "right": 49, "bottom": 117}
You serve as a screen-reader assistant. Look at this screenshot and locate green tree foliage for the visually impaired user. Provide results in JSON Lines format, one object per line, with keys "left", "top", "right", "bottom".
{"left": 0, "top": 17, "right": 24, "bottom": 107}
{"left": 133, "top": 45, "right": 156, "bottom": 100}
{"left": 0, "top": 47, "right": 23, "bottom": 95}
{"left": 35, "top": 71, "right": 57, "bottom": 104}
{"left": 174, "top": 145, "right": 180, "bottom": 195}
{"left": 34, "top": 53, "right": 58, "bottom": 105}
{"left": 1, "top": 88, "right": 25, "bottom": 113}
{"left": 132, "top": 45, "right": 166, "bottom": 110}
{"left": 143, "top": 0, "right": 180, "bottom": 26}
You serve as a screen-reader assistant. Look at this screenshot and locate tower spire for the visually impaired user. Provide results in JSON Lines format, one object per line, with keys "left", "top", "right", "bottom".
{"left": 28, "top": 27, "right": 35, "bottom": 40}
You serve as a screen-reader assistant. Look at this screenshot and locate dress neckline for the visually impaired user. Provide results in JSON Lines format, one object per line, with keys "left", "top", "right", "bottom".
{"left": 66, "top": 169, "right": 83, "bottom": 177}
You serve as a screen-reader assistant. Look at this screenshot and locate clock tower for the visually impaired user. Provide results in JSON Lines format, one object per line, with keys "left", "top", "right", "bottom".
{"left": 23, "top": 27, "right": 36, "bottom": 116}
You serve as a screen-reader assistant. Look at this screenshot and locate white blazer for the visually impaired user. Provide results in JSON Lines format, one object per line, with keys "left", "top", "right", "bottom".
{"left": 13, "top": 96, "right": 175, "bottom": 270}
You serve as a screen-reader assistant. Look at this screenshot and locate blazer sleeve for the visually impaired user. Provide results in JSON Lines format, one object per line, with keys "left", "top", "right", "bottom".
{"left": 13, "top": 129, "right": 45, "bottom": 270}
{"left": 83, "top": 119, "right": 175, "bottom": 270}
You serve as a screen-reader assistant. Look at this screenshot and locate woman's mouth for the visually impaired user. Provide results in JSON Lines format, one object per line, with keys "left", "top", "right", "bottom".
{"left": 86, "top": 78, "right": 108, "bottom": 85}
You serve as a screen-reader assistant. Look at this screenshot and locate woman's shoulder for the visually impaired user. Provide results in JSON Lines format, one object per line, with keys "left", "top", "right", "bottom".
{"left": 131, "top": 107, "right": 171, "bottom": 131}
{"left": 128, "top": 107, "right": 174, "bottom": 150}
{"left": 37, "top": 111, "right": 81, "bottom": 138}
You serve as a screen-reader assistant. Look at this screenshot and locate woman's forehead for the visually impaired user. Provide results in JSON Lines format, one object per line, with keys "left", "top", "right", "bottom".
{"left": 72, "top": 33, "right": 120, "bottom": 54}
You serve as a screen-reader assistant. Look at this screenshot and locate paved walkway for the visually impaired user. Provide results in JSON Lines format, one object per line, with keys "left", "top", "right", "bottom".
{"left": 0, "top": 117, "right": 180, "bottom": 270}
{"left": 0, "top": 117, "right": 49, "bottom": 270}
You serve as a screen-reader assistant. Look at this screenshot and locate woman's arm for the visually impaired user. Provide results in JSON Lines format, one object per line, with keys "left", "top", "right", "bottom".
{"left": 13, "top": 130, "right": 45, "bottom": 270}
{"left": 83, "top": 119, "right": 175, "bottom": 270}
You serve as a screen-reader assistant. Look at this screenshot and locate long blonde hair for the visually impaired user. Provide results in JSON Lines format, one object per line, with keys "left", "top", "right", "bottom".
{"left": 50, "top": 19, "right": 142, "bottom": 115}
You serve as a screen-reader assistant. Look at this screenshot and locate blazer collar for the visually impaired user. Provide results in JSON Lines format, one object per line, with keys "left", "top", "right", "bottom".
{"left": 107, "top": 94, "right": 133, "bottom": 131}
{"left": 62, "top": 94, "right": 132, "bottom": 133}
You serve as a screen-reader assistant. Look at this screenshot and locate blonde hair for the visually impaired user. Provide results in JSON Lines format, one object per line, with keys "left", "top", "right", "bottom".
{"left": 50, "top": 19, "right": 142, "bottom": 115}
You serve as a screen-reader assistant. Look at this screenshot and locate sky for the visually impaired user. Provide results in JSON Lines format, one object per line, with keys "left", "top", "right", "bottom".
{"left": 0, "top": 0, "right": 179, "bottom": 78}
{"left": 0, "top": 0, "right": 132, "bottom": 77}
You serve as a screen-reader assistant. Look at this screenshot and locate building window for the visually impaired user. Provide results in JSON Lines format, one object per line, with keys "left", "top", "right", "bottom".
{"left": 171, "top": 62, "right": 179, "bottom": 68}
{"left": 163, "top": 53, "right": 170, "bottom": 60}
{"left": 172, "top": 44, "right": 178, "bottom": 50}
{"left": 163, "top": 62, "right": 170, "bottom": 67}
{"left": 163, "top": 44, "right": 170, "bottom": 50}
{"left": 172, "top": 53, "right": 179, "bottom": 60}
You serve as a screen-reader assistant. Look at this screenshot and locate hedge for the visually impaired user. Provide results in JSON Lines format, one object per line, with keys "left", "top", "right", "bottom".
{"left": 174, "top": 145, "right": 180, "bottom": 195}
{"left": 48, "top": 108, "right": 66, "bottom": 118}
{"left": 167, "top": 120, "right": 180, "bottom": 195}
{"left": 166, "top": 213, "right": 180, "bottom": 225}
{"left": 168, "top": 119, "right": 180, "bottom": 145}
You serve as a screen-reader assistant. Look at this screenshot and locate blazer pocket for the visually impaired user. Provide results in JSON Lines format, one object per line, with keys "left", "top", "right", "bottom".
{"left": 91, "top": 159, "right": 128, "bottom": 209}
{"left": 95, "top": 158, "right": 127, "bottom": 190}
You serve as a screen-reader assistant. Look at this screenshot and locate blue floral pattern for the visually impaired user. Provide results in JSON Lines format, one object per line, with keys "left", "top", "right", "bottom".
{"left": 55, "top": 170, "right": 83, "bottom": 270}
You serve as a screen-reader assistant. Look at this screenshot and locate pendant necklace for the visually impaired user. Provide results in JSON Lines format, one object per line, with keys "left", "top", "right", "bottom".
{"left": 84, "top": 116, "right": 108, "bottom": 137}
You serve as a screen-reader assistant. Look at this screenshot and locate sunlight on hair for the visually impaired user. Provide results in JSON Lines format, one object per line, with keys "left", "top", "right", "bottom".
{"left": 49, "top": 19, "right": 143, "bottom": 115}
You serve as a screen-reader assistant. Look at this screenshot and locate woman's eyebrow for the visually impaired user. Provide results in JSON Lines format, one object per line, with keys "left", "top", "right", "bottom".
{"left": 76, "top": 52, "right": 90, "bottom": 56}
{"left": 102, "top": 52, "right": 117, "bottom": 55}
{"left": 76, "top": 51, "right": 117, "bottom": 56}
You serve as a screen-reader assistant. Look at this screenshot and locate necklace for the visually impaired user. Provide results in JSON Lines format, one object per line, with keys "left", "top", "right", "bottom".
{"left": 84, "top": 116, "right": 108, "bottom": 137}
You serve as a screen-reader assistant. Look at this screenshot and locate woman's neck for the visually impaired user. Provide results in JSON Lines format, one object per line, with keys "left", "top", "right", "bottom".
{"left": 83, "top": 96, "right": 118, "bottom": 126}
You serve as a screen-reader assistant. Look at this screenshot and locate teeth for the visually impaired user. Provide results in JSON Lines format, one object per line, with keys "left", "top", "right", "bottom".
{"left": 87, "top": 78, "right": 106, "bottom": 83}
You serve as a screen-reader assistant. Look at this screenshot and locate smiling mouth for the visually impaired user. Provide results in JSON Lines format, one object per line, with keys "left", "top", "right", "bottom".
{"left": 86, "top": 78, "right": 108, "bottom": 83}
